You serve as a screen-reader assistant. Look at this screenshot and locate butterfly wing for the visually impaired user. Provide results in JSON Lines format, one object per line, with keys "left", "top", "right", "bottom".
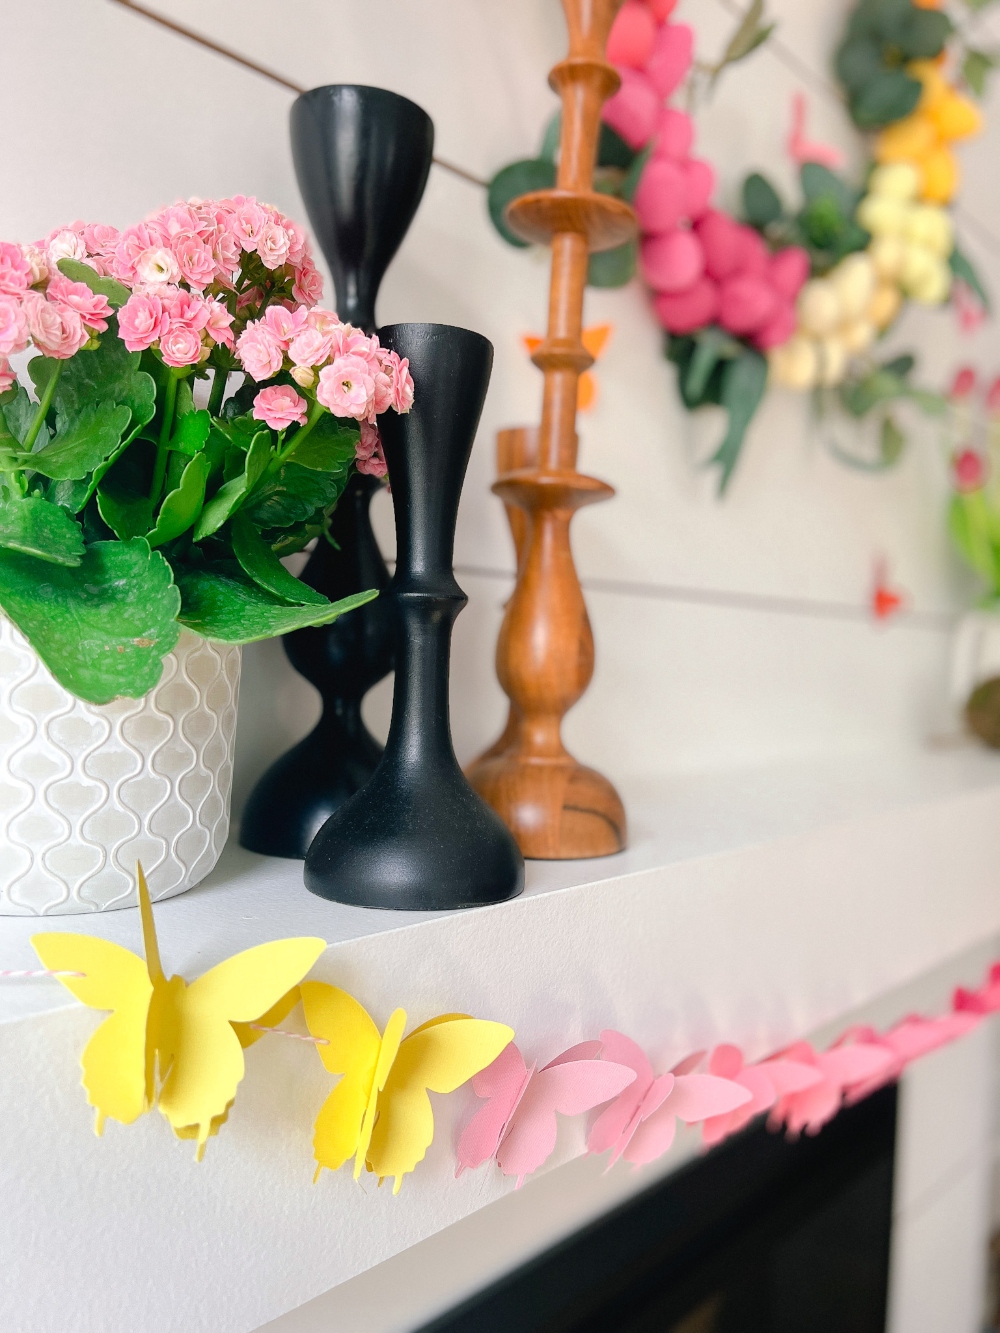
{"left": 300, "top": 982, "right": 383, "bottom": 1175}
{"left": 156, "top": 937, "right": 326, "bottom": 1151}
{"left": 457, "top": 1041, "right": 529, "bottom": 1174}
{"left": 587, "top": 1031, "right": 655, "bottom": 1158}
{"left": 367, "top": 1018, "right": 514, "bottom": 1192}
{"left": 32, "top": 933, "right": 153, "bottom": 1130}
{"left": 498, "top": 1059, "right": 636, "bottom": 1185}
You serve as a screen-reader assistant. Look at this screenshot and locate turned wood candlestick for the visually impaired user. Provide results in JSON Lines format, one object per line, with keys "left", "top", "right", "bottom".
{"left": 469, "top": 0, "right": 633, "bottom": 859}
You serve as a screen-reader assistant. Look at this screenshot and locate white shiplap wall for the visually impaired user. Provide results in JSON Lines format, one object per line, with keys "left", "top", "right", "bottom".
{"left": 5, "top": 0, "right": 1000, "bottom": 813}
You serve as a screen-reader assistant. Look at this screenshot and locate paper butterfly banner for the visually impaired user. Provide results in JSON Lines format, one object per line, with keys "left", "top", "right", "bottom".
{"left": 32, "top": 865, "right": 326, "bottom": 1157}
{"left": 300, "top": 982, "right": 513, "bottom": 1193}
{"left": 586, "top": 1030, "right": 754, "bottom": 1167}
{"left": 456, "top": 1040, "right": 637, "bottom": 1187}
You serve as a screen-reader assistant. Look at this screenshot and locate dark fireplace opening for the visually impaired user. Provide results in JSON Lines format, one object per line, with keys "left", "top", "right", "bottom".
{"left": 423, "top": 1083, "right": 898, "bottom": 1333}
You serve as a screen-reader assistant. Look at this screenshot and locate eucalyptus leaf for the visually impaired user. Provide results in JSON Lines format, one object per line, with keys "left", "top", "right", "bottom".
{"left": 0, "top": 497, "right": 85, "bottom": 566}
{"left": 55, "top": 258, "right": 130, "bottom": 309}
{"left": 0, "top": 538, "right": 180, "bottom": 703}
{"left": 588, "top": 241, "right": 636, "bottom": 288}
{"left": 146, "top": 453, "right": 211, "bottom": 548}
{"left": 620, "top": 143, "right": 653, "bottom": 204}
{"left": 175, "top": 564, "right": 377, "bottom": 642}
{"left": 950, "top": 244, "right": 991, "bottom": 312}
{"left": 743, "top": 172, "right": 783, "bottom": 228}
{"left": 22, "top": 402, "right": 132, "bottom": 480}
{"left": 962, "top": 48, "right": 997, "bottom": 98}
{"left": 487, "top": 159, "right": 557, "bottom": 248}
{"left": 879, "top": 415, "right": 906, "bottom": 465}
{"left": 710, "top": 348, "right": 769, "bottom": 494}
{"left": 230, "top": 511, "right": 327, "bottom": 605}
{"left": 716, "top": 0, "right": 774, "bottom": 73}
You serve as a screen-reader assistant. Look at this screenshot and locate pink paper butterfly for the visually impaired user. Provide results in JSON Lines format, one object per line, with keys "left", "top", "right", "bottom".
{"left": 837, "top": 1013, "right": 981, "bottom": 1103}
{"left": 456, "top": 1040, "right": 636, "bottom": 1187}
{"left": 701, "top": 1044, "right": 824, "bottom": 1148}
{"left": 767, "top": 1040, "right": 895, "bottom": 1137}
{"left": 587, "top": 1031, "right": 752, "bottom": 1168}
{"left": 955, "top": 964, "right": 1000, "bottom": 1015}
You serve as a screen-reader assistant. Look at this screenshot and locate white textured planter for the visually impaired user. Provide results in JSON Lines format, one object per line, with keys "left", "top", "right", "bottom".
{"left": 0, "top": 619, "right": 241, "bottom": 915}
{"left": 949, "top": 609, "right": 1000, "bottom": 712}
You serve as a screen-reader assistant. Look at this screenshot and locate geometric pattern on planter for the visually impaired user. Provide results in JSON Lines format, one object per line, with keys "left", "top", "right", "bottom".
{"left": 0, "top": 622, "right": 241, "bottom": 915}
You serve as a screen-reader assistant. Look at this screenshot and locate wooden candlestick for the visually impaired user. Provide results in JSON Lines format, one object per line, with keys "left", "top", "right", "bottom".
{"left": 469, "top": 0, "right": 633, "bottom": 859}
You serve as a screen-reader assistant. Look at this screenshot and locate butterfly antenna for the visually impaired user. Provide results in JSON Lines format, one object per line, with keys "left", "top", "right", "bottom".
{"left": 136, "top": 862, "right": 165, "bottom": 984}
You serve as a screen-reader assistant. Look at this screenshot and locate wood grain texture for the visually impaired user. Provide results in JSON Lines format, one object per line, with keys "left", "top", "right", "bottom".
{"left": 469, "top": 0, "right": 629, "bottom": 859}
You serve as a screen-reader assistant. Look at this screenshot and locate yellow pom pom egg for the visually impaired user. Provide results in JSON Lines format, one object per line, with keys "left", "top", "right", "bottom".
{"left": 830, "top": 253, "right": 876, "bottom": 320}
{"left": 797, "top": 279, "right": 842, "bottom": 337}
{"left": 867, "top": 163, "right": 921, "bottom": 203}
{"left": 769, "top": 335, "right": 820, "bottom": 391}
{"left": 903, "top": 204, "right": 953, "bottom": 257}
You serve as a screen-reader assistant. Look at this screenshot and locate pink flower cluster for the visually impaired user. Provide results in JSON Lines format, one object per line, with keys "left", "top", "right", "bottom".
{"left": 238, "top": 306, "right": 414, "bottom": 479}
{"left": 118, "top": 286, "right": 234, "bottom": 368}
{"left": 601, "top": 0, "right": 807, "bottom": 351}
{"left": 0, "top": 237, "right": 114, "bottom": 388}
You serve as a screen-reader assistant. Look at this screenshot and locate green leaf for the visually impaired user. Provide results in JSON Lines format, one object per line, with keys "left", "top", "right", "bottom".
{"left": 620, "top": 143, "right": 653, "bottom": 205}
{"left": 950, "top": 244, "right": 991, "bottom": 312}
{"left": 55, "top": 258, "right": 130, "bottom": 309}
{"left": 709, "top": 348, "right": 769, "bottom": 494}
{"left": 0, "top": 538, "right": 181, "bottom": 703}
{"left": 962, "top": 48, "right": 997, "bottom": 98}
{"left": 286, "top": 414, "right": 359, "bottom": 472}
{"left": 487, "top": 159, "right": 557, "bottom": 248}
{"left": 879, "top": 414, "right": 906, "bottom": 465}
{"left": 170, "top": 408, "right": 211, "bottom": 456}
{"left": 1, "top": 385, "right": 36, "bottom": 446}
{"left": 175, "top": 564, "right": 377, "bottom": 643}
{"left": 230, "top": 511, "right": 328, "bottom": 605}
{"left": 0, "top": 497, "right": 84, "bottom": 565}
{"left": 192, "top": 431, "right": 271, "bottom": 541}
{"left": 743, "top": 172, "right": 783, "bottom": 228}
{"left": 836, "top": 36, "right": 884, "bottom": 93}
{"left": 38, "top": 323, "right": 156, "bottom": 443}
{"left": 685, "top": 327, "right": 743, "bottom": 404}
{"left": 898, "top": 7, "right": 952, "bottom": 59}
{"left": 717, "top": 0, "right": 774, "bottom": 69}
{"left": 243, "top": 461, "right": 346, "bottom": 531}
{"left": 146, "top": 453, "right": 211, "bottom": 548}
{"left": 949, "top": 491, "right": 1000, "bottom": 592}
{"left": 22, "top": 402, "right": 132, "bottom": 480}
{"left": 97, "top": 484, "right": 153, "bottom": 541}
{"left": 800, "top": 162, "right": 856, "bottom": 214}
{"left": 539, "top": 112, "right": 562, "bottom": 164}
{"left": 597, "top": 123, "right": 636, "bottom": 170}
{"left": 851, "top": 69, "right": 922, "bottom": 127}
{"left": 587, "top": 241, "right": 636, "bottom": 288}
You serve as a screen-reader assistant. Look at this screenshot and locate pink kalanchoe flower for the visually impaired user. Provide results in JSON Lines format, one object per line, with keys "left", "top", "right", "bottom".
{"left": 159, "top": 324, "right": 205, "bottom": 369}
{"left": 45, "top": 228, "right": 87, "bottom": 269}
{"left": 212, "top": 227, "right": 243, "bottom": 280}
{"left": 0, "top": 297, "right": 29, "bottom": 358}
{"left": 171, "top": 231, "right": 216, "bottom": 290}
{"left": 22, "top": 293, "right": 89, "bottom": 359}
{"left": 252, "top": 384, "right": 309, "bottom": 432}
{"left": 355, "top": 419, "right": 387, "bottom": 477}
{"left": 46, "top": 275, "right": 112, "bottom": 333}
{"left": 257, "top": 219, "right": 291, "bottom": 271}
{"left": 118, "top": 292, "right": 170, "bottom": 352}
{"left": 204, "top": 299, "right": 235, "bottom": 348}
{"left": 161, "top": 286, "right": 210, "bottom": 332}
{"left": 236, "top": 322, "right": 284, "bottom": 382}
{"left": 0, "top": 242, "right": 32, "bottom": 296}
{"left": 288, "top": 325, "right": 333, "bottom": 368}
{"left": 81, "top": 223, "right": 120, "bottom": 257}
{"left": 263, "top": 304, "right": 308, "bottom": 347}
{"left": 157, "top": 203, "right": 201, "bottom": 238}
{"left": 383, "top": 350, "right": 415, "bottom": 413}
{"left": 293, "top": 259, "right": 324, "bottom": 307}
{"left": 230, "top": 201, "right": 268, "bottom": 253}
{"left": 21, "top": 245, "right": 48, "bottom": 287}
{"left": 0, "top": 358, "right": 14, "bottom": 393}
{"left": 317, "top": 353, "right": 375, "bottom": 420}
{"left": 284, "top": 220, "right": 308, "bottom": 268}
{"left": 134, "top": 246, "right": 181, "bottom": 287}
{"left": 954, "top": 448, "right": 987, "bottom": 492}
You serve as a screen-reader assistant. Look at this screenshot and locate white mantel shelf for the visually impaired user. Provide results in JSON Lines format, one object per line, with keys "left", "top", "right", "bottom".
{"left": 4, "top": 749, "right": 1000, "bottom": 1333}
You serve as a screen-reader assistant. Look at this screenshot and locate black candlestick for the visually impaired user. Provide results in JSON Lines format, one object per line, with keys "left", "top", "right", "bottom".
{"left": 240, "top": 86, "right": 434, "bottom": 859}
{"left": 304, "top": 325, "right": 525, "bottom": 910}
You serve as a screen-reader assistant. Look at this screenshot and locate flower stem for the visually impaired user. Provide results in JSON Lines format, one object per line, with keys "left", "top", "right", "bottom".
{"left": 208, "top": 365, "right": 228, "bottom": 416}
{"left": 22, "top": 362, "right": 63, "bottom": 452}
{"left": 270, "top": 399, "right": 326, "bottom": 473}
{"left": 150, "top": 369, "right": 180, "bottom": 504}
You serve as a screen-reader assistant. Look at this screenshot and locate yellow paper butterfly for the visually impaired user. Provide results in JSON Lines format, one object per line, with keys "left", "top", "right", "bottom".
{"left": 301, "top": 982, "right": 514, "bottom": 1193}
{"left": 33, "top": 864, "right": 326, "bottom": 1157}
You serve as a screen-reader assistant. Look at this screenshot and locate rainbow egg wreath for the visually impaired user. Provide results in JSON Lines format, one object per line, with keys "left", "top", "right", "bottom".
{"left": 487, "top": 0, "right": 990, "bottom": 492}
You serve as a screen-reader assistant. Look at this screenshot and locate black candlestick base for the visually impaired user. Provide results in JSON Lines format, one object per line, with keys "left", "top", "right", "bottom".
{"left": 304, "top": 325, "right": 524, "bottom": 910}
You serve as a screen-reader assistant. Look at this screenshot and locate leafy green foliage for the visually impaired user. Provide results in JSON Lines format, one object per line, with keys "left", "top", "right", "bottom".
{"left": 230, "top": 512, "right": 327, "bottom": 605}
{"left": 146, "top": 453, "right": 211, "bottom": 548}
{"left": 0, "top": 497, "right": 85, "bottom": 566}
{"left": 588, "top": 241, "right": 637, "bottom": 288}
{"left": 962, "top": 48, "right": 998, "bottom": 98}
{"left": 175, "top": 564, "right": 377, "bottom": 643}
{"left": 22, "top": 402, "right": 132, "bottom": 479}
{"left": 0, "top": 539, "right": 180, "bottom": 703}
{"left": 743, "top": 163, "right": 869, "bottom": 272}
{"left": 56, "top": 258, "right": 130, "bottom": 309}
{"left": 836, "top": 0, "right": 951, "bottom": 128}
{"left": 743, "top": 173, "right": 783, "bottom": 228}
{"left": 949, "top": 490, "right": 1000, "bottom": 594}
{"left": 286, "top": 414, "right": 358, "bottom": 472}
{"left": 487, "top": 159, "right": 557, "bottom": 248}
{"left": 192, "top": 429, "right": 270, "bottom": 540}
{"left": 950, "top": 245, "right": 991, "bottom": 312}
{"left": 169, "top": 408, "right": 211, "bottom": 456}
{"left": 708, "top": 0, "right": 775, "bottom": 84}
